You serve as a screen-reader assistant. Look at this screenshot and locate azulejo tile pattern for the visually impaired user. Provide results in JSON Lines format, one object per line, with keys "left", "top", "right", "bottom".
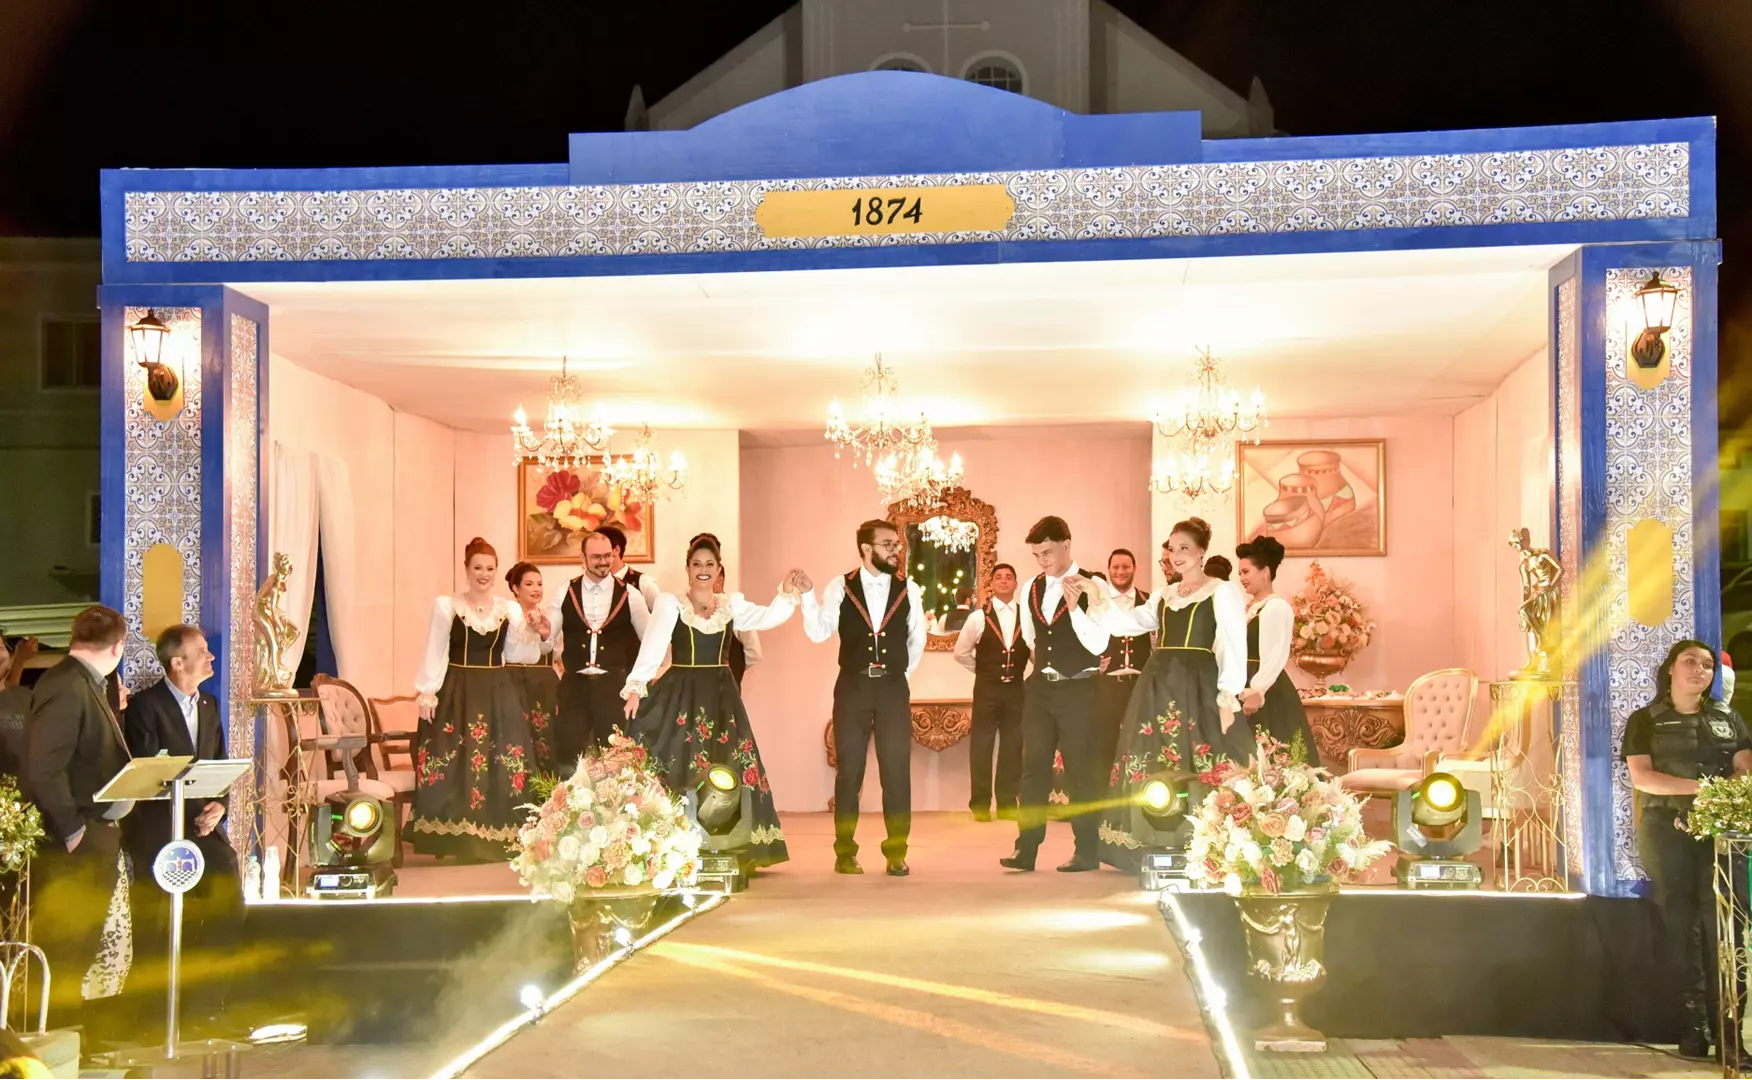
{"left": 1555, "top": 277, "right": 1584, "bottom": 879}
{"left": 122, "top": 306, "right": 202, "bottom": 691}
{"left": 1603, "top": 267, "right": 1695, "bottom": 883}
{"left": 122, "top": 142, "right": 1691, "bottom": 262}
{"left": 227, "top": 315, "right": 259, "bottom": 849}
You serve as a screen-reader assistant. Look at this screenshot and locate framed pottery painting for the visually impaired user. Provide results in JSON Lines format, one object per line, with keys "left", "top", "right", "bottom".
{"left": 1236, "top": 439, "right": 1386, "bottom": 557}
{"left": 517, "top": 459, "right": 653, "bottom": 564}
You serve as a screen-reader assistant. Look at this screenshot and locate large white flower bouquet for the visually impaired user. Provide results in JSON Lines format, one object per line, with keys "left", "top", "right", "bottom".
{"left": 511, "top": 734, "right": 702, "bottom": 903}
{"left": 1188, "top": 735, "right": 1390, "bottom": 894}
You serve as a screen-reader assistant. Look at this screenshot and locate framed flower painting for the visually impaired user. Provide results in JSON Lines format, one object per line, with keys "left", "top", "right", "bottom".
{"left": 517, "top": 460, "right": 653, "bottom": 564}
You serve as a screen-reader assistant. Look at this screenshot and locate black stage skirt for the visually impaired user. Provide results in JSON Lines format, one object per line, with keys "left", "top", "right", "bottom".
{"left": 1099, "top": 648, "right": 1253, "bottom": 874}
{"left": 1249, "top": 670, "right": 1319, "bottom": 767}
{"left": 627, "top": 666, "right": 788, "bottom": 868}
{"left": 410, "top": 665, "right": 535, "bottom": 863}
{"left": 506, "top": 662, "right": 561, "bottom": 778}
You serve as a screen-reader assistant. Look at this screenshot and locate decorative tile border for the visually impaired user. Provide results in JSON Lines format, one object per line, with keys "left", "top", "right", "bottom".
{"left": 1603, "top": 267, "right": 1694, "bottom": 883}
{"left": 1555, "top": 276, "right": 1584, "bottom": 879}
{"left": 122, "top": 142, "right": 1691, "bottom": 263}
{"left": 121, "top": 306, "right": 202, "bottom": 690}
{"left": 227, "top": 314, "right": 259, "bottom": 849}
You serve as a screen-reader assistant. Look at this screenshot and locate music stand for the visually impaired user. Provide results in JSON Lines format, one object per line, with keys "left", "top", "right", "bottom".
{"left": 95, "top": 755, "right": 251, "bottom": 1065}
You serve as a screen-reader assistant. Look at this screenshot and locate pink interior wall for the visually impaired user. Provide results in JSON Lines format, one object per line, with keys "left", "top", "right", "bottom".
{"left": 739, "top": 425, "right": 1153, "bottom": 813}
{"left": 391, "top": 414, "right": 457, "bottom": 698}
{"left": 1453, "top": 348, "right": 1555, "bottom": 729}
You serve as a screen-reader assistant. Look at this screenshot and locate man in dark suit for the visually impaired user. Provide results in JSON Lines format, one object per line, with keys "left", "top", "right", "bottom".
{"left": 24, "top": 605, "right": 133, "bottom": 1028}
{"left": 122, "top": 624, "right": 240, "bottom": 1027}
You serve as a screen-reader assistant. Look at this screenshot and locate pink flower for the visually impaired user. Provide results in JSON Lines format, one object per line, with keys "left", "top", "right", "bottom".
{"left": 1258, "top": 814, "right": 1288, "bottom": 838}
{"left": 1258, "top": 867, "right": 1282, "bottom": 894}
{"left": 585, "top": 866, "right": 608, "bottom": 888}
{"left": 604, "top": 841, "right": 630, "bottom": 870}
{"left": 1230, "top": 803, "right": 1253, "bottom": 825}
{"left": 1215, "top": 790, "right": 1237, "bottom": 811}
{"left": 552, "top": 785, "right": 569, "bottom": 810}
{"left": 1326, "top": 857, "right": 1349, "bottom": 878}
{"left": 534, "top": 470, "right": 582, "bottom": 513}
{"left": 576, "top": 811, "right": 596, "bottom": 829}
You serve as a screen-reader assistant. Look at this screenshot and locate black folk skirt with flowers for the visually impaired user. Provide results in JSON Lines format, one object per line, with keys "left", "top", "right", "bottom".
{"left": 411, "top": 615, "right": 537, "bottom": 863}
{"left": 506, "top": 661, "right": 561, "bottom": 778}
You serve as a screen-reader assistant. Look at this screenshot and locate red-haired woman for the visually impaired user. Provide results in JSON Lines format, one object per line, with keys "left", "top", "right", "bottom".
{"left": 409, "top": 538, "right": 540, "bottom": 862}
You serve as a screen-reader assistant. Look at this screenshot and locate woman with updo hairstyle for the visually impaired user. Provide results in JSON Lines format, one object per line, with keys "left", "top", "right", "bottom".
{"left": 617, "top": 533, "right": 811, "bottom": 868}
{"left": 1234, "top": 536, "right": 1318, "bottom": 762}
{"left": 501, "top": 560, "right": 560, "bottom": 774}
{"left": 1203, "top": 556, "right": 1232, "bottom": 581}
{"left": 1087, "top": 515, "right": 1250, "bottom": 873}
{"left": 408, "top": 537, "right": 540, "bottom": 862}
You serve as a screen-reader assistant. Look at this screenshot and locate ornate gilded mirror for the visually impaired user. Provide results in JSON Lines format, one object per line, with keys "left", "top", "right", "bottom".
{"left": 887, "top": 487, "right": 998, "bottom": 652}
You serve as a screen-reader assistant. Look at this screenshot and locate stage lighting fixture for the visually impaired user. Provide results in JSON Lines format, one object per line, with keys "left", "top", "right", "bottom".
{"left": 1393, "top": 771, "right": 1484, "bottom": 890}
{"left": 1132, "top": 770, "right": 1193, "bottom": 892}
{"left": 519, "top": 985, "right": 544, "bottom": 1012}
{"left": 308, "top": 791, "right": 398, "bottom": 899}
{"left": 687, "top": 766, "right": 754, "bottom": 894}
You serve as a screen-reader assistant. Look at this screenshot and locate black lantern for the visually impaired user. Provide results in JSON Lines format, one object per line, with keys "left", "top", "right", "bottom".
{"left": 129, "top": 309, "right": 179, "bottom": 402}
{"left": 1629, "top": 272, "right": 1679, "bottom": 370}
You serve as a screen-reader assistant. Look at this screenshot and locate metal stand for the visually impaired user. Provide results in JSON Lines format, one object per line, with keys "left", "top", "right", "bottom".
{"left": 1716, "top": 834, "right": 1751, "bottom": 1076}
{"left": 1485, "top": 680, "right": 1573, "bottom": 892}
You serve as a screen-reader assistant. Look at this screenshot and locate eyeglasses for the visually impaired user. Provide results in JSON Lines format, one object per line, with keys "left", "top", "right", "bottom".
{"left": 871, "top": 541, "right": 902, "bottom": 552}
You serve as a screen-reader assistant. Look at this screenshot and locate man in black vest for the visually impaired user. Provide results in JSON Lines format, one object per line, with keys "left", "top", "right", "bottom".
{"left": 953, "top": 563, "right": 1028, "bottom": 821}
{"left": 802, "top": 519, "right": 926, "bottom": 876}
{"left": 553, "top": 530, "right": 650, "bottom": 765}
{"left": 122, "top": 625, "right": 240, "bottom": 1027}
{"left": 596, "top": 524, "right": 660, "bottom": 613}
{"left": 1095, "top": 548, "right": 1152, "bottom": 795}
{"left": 1002, "top": 516, "right": 1111, "bottom": 873}
{"left": 23, "top": 605, "right": 133, "bottom": 1028}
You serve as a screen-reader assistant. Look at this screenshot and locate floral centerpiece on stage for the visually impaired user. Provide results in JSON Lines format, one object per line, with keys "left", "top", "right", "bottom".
{"left": 1188, "top": 735, "right": 1389, "bottom": 895}
{"left": 0, "top": 776, "right": 43, "bottom": 876}
{"left": 1289, "top": 561, "right": 1376, "bottom": 690}
{"left": 512, "top": 734, "right": 701, "bottom": 903}
{"left": 1685, "top": 774, "right": 1752, "bottom": 838}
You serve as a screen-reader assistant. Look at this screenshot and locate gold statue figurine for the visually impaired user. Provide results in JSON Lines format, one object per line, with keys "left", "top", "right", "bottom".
{"left": 253, "top": 552, "right": 301, "bottom": 698}
{"left": 1508, "top": 528, "right": 1561, "bottom": 680}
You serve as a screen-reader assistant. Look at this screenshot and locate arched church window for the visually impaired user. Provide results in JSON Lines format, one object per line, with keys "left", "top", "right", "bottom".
{"left": 963, "top": 54, "right": 1024, "bottom": 94}
{"left": 872, "top": 54, "right": 931, "bottom": 74}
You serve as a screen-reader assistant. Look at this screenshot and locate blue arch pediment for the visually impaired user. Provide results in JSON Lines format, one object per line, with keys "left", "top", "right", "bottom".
{"left": 568, "top": 70, "right": 1202, "bottom": 184}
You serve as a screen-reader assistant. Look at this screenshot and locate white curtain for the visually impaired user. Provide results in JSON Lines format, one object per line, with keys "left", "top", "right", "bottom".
{"left": 269, "top": 442, "right": 320, "bottom": 664}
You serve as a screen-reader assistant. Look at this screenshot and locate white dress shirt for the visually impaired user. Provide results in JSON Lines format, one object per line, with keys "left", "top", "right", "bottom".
{"left": 623, "top": 588, "right": 800, "bottom": 698}
{"left": 165, "top": 678, "right": 200, "bottom": 747}
{"left": 501, "top": 603, "right": 560, "bottom": 664}
{"left": 616, "top": 564, "right": 662, "bottom": 612}
{"left": 952, "top": 597, "right": 1021, "bottom": 673}
{"left": 800, "top": 567, "right": 928, "bottom": 677}
{"left": 1092, "top": 578, "right": 1248, "bottom": 706}
{"left": 1247, "top": 594, "right": 1295, "bottom": 694}
{"left": 548, "top": 573, "right": 653, "bottom": 672}
{"left": 415, "top": 595, "right": 536, "bottom": 707}
{"left": 1018, "top": 562, "right": 1111, "bottom": 672}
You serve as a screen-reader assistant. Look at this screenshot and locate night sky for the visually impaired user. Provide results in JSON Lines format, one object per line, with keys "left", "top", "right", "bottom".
{"left": 3, "top": 1, "right": 1746, "bottom": 418}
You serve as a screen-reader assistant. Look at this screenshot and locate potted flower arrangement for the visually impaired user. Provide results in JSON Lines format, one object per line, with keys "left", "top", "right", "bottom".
{"left": 0, "top": 776, "right": 41, "bottom": 942}
{"left": 512, "top": 734, "right": 702, "bottom": 970}
{"left": 1686, "top": 774, "right": 1752, "bottom": 839}
{"left": 1187, "top": 735, "right": 1390, "bottom": 1052}
{"left": 1289, "top": 560, "right": 1375, "bottom": 691}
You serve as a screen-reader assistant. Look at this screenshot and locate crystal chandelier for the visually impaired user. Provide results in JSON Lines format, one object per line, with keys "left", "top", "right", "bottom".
{"left": 877, "top": 445, "right": 965, "bottom": 510}
{"left": 603, "top": 426, "right": 687, "bottom": 504}
{"left": 510, "top": 356, "right": 615, "bottom": 470}
{"left": 921, "top": 515, "right": 979, "bottom": 553}
{"left": 825, "top": 354, "right": 935, "bottom": 468}
{"left": 1152, "top": 347, "right": 1266, "bottom": 447}
{"left": 1149, "top": 447, "right": 1237, "bottom": 501}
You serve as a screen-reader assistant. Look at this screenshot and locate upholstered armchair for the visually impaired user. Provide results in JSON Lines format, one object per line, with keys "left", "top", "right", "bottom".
{"left": 311, "top": 675, "right": 411, "bottom": 864}
{"left": 1339, "top": 668, "right": 1479, "bottom": 797}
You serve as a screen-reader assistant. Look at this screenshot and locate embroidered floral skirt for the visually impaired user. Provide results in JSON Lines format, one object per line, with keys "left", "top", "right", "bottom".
{"left": 1099, "top": 650, "right": 1253, "bottom": 873}
{"left": 507, "top": 662, "right": 561, "bottom": 778}
{"left": 411, "top": 665, "right": 535, "bottom": 863}
{"left": 1248, "top": 670, "right": 1319, "bottom": 767}
{"left": 627, "top": 666, "right": 788, "bottom": 868}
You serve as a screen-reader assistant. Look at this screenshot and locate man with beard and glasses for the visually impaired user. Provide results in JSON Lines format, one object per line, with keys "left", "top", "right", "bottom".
{"left": 801, "top": 519, "right": 926, "bottom": 877}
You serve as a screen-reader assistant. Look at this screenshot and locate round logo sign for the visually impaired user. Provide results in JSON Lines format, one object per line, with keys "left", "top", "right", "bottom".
{"left": 152, "top": 839, "right": 205, "bottom": 894}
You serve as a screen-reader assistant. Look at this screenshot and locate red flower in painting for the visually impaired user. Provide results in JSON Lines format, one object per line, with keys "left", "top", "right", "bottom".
{"left": 618, "top": 501, "right": 646, "bottom": 532}
{"left": 535, "top": 470, "right": 583, "bottom": 513}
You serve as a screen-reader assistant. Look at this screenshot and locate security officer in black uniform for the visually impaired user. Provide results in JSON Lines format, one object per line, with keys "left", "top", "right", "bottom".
{"left": 1621, "top": 638, "right": 1752, "bottom": 1061}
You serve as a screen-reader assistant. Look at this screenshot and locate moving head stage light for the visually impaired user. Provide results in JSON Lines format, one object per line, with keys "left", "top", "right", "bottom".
{"left": 1393, "top": 771, "right": 1483, "bottom": 890}
{"left": 1132, "top": 770, "right": 1194, "bottom": 891}
{"left": 687, "top": 764, "right": 753, "bottom": 894}
{"left": 309, "top": 792, "right": 398, "bottom": 899}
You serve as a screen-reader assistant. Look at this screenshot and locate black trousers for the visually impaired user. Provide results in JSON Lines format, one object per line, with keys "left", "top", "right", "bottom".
{"left": 832, "top": 672, "right": 912, "bottom": 860}
{"left": 969, "top": 677, "right": 1025, "bottom": 812}
{"left": 33, "top": 820, "right": 122, "bottom": 1028}
{"left": 1093, "top": 673, "right": 1139, "bottom": 792}
{"left": 1016, "top": 676, "right": 1099, "bottom": 859}
{"left": 558, "top": 670, "right": 628, "bottom": 766}
{"left": 130, "top": 828, "right": 242, "bottom": 1018}
{"left": 1639, "top": 806, "right": 1748, "bottom": 1026}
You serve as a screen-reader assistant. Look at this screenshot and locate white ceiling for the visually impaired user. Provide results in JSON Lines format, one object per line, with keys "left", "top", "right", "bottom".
{"left": 243, "top": 244, "right": 1574, "bottom": 434}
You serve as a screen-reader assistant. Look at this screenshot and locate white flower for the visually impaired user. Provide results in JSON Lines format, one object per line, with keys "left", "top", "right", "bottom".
{"left": 623, "top": 863, "right": 644, "bottom": 887}
{"left": 1295, "top": 848, "right": 1320, "bottom": 877}
{"left": 1284, "top": 816, "right": 1307, "bottom": 842}
{"left": 632, "top": 836, "right": 652, "bottom": 856}
{"left": 1241, "top": 841, "right": 1263, "bottom": 869}
{"left": 557, "top": 835, "right": 581, "bottom": 861}
{"left": 1223, "top": 872, "right": 1243, "bottom": 896}
{"left": 551, "top": 879, "right": 575, "bottom": 903}
{"left": 652, "top": 869, "right": 675, "bottom": 890}
{"left": 589, "top": 825, "right": 609, "bottom": 847}
{"left": 573, "top": 783, "right": 593, "bottom": 808}
{"left": 579, "top": 844, "right": 600, "bottom": 866}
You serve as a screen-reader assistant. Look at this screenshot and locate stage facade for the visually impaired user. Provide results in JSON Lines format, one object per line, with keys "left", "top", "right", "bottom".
{"left": 94, "top": 73, "right": 1718, "bottom": 898}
